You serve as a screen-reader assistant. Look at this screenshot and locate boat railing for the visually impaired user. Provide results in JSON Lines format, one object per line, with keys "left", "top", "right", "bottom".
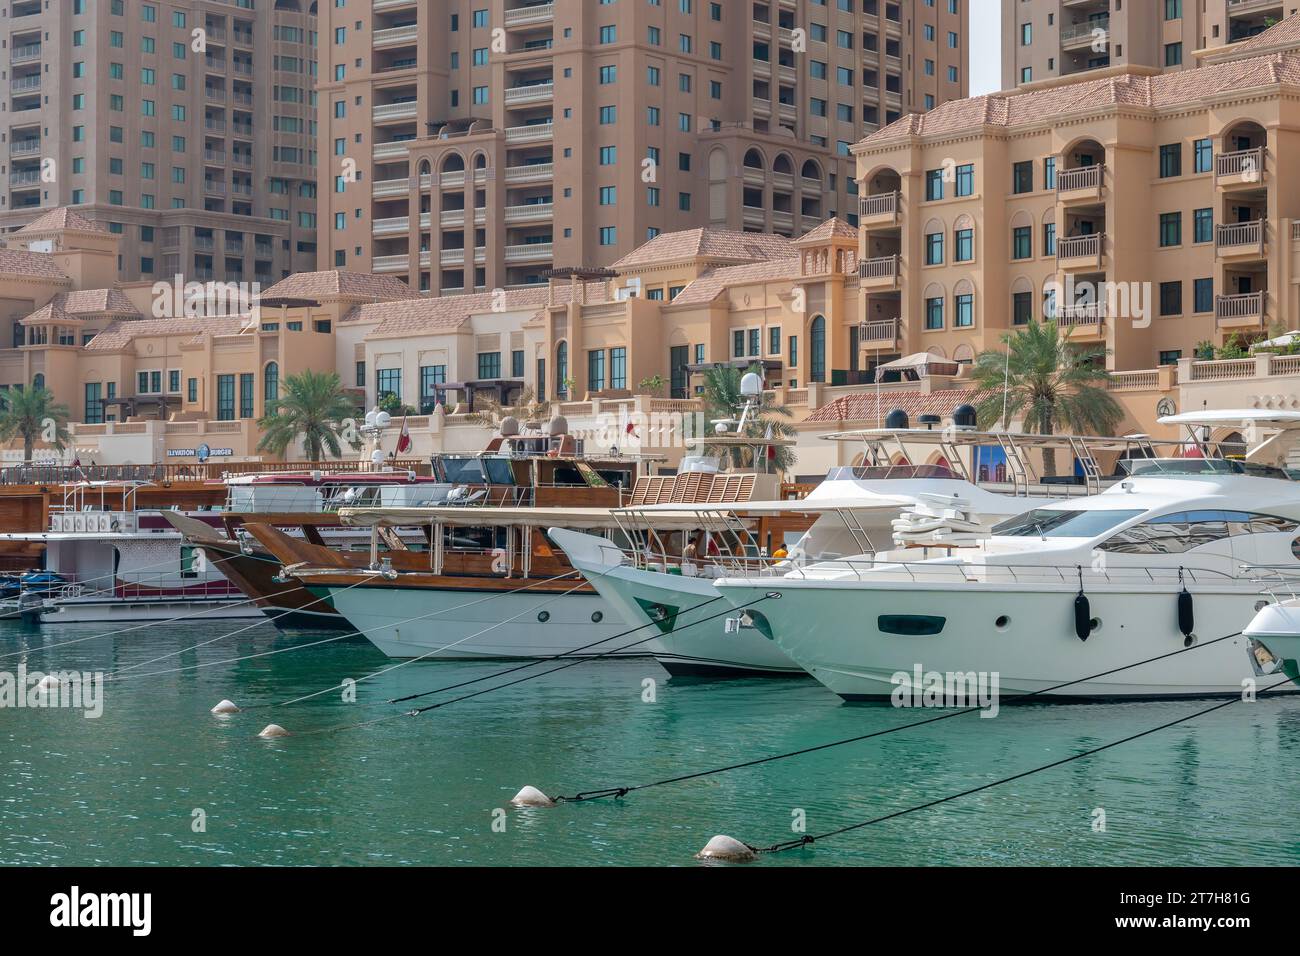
{"left": 50, "top": 573, "right": 244, "bottom": 601}
{"left": 779, "top": 556, "right": 1250, "bottom": 588}
{"left": 1240, "top": 564, "right": 1300, "bottom": 602}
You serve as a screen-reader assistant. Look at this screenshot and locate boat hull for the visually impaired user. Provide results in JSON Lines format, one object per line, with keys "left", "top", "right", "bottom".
{"left": 715, "top": 577, "right": 1285, "bottom": 700}
{"left": 38, "top": 595, "right": 266, "bottom": 623}
{"left": 549, "top": 529, "right": 803, "bottom": 677}
{"left": 314, "top": 581, "right": 652, "bottom": 660}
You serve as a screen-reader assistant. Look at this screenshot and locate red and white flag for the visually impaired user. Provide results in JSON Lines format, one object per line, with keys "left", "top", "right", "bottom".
{"left": 395, "top": 414, "right": 411, "bottom": 454}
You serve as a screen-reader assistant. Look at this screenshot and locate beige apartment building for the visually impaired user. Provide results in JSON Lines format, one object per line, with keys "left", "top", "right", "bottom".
{"left": 318, "top": 0, "right": 967, "bottom": 294}
{"left": 854, "top": 13, "right": 1300, "bottom": 373}
{"left": 1003, "top": 0, "right": 1300, "bottom": 89}
{"left": 0, "top": 0, "right": 319, "bottom": 286}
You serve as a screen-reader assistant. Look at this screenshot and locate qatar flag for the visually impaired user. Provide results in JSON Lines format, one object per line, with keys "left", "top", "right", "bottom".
{"left": 395, "top": 414, "right": 411, "bottom": 454}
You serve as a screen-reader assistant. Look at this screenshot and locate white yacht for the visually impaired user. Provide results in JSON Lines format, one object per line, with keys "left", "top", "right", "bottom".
{"left": 552, "top": 420, "right": 1165, "bottom": 677}
{"left": 712, "top": 411, "right": 1300, "bottom": 700}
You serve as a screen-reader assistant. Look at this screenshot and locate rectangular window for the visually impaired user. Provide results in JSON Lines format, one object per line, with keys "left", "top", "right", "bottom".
{"left": 1012, "top": 226, "right": 1031, "bottom": 260}
{"left": 187, "top": 378, "right": 197, "bottom": 402}
{"left": 955, "top": 163, "right": 974, "bottom": 197}
{"left": 1159, "top": 280, "right": 1183, "bottom": 316}
{"left": 1044, "top": 156, "right": 1056, "bottom": 190}
{"left": 587, "top": 350, "right": 605, "bottom": 391}
{"left": 84, "top": 383, "right": 103, "bottom": 425}
{"left": 1159, "top": 143, "right": 1181, "bottom": 178}
{"left": 419, "top": 365, "right": 446, "bottom": 413}
{"left": 239, "top": 373, "right": 254, "bottom": 418}
{"left": 216, "top": 374, "right": 235, "bottom": 421}
{"left": 925, "top": 232, "right": 944, "bottom": 265}
{"left": 1012, "top": 291, "right": 1032, "bottom": 325}
{"left": 512, "top": 350, "right": 525, "bottom": 379}
{"left": 1193, "top": 138, "right": 1212, "bottom": 174}
{"left": 925, "top": 297, "right": 944, "bottom": 330}
{"left": 955, "top": 293, "right": 973, "bottom": 328}
{"left": 1193, "top": 207, "right": 1213, "bottom": 244}
{"left": 610, "top": 348, "right": 626, "bottom": 390}
{"left": 477, "top": 352, "right": 501, "bottom": 379}
{"left": 925, "top": 168, "right": 944, "bottom": 201}
{"left": 1012, "top": 161, "right": 1033, "bottom": 194}
{"left": 955, "top": 228, "right": 973, "bottom": 262}
{"left": 1043, "top": 222, "right": 1056, "bottom": 256}
{"left": 1193, "top": 277, "right": 1214, "bottom": 314}
{"left": 377, "top": 368, "right": 401, "bottom": 400}
{"left": 1159, "top": 212, "right": 1182, "bottom": 247}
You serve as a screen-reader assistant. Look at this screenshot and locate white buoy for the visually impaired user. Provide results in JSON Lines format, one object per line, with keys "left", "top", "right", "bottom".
{"left": 511, "top": 785, "right": 555, "bottom": 808}
{"left": 696, "top": 835, "right": 757, "bottom": 863}
{"left": 210, "top": 699, "right": 240, "bottom": 714}
{"left": 35, "top": 675, "right": 60, "bottom": 692}
{"left": 258, "top": 724, "right": 290, "bottom": 738}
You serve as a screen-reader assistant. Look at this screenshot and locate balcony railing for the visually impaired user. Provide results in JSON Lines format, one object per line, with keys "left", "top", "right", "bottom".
{"left": 1061, "top": 18, "right": 1108, "bottom": 44}
{"left": 1056, "top": 163, "right": 1103, "bottom": 193}
{"left": 1056, "top": 233, "right": 1103, "bottom": 261}
{"left": 1058, "top": 302, "right": 1106, "bottom": 328}
{"left": 505, "top": 122, "right": 554, "bottom": 143}
{"left": 1215, "top": 291, "right": 1264, "bottom": 323}
{"left": 10, "top": 75, "right": 41, "bottom": 92}
{"left": 858, "top": 254, "right": 900, "bottom": 282}
{"left": 503, "top": 81, "right": 554, "bottom": 105}
{"left": 11, "top": 45, "right": 42, "bottom": 64}
{"left": 504, "top": 2, "right": 555, "bottom": 26}
{"left": 858, "top": 318, "right": 899, "bottom": 344}
{"left": 1215, "top": 219, "right": 1264, "bottom": 252}
{"left": 10, "top": 140, "right": 41, "bottom": 156}
{"left": 1216, "top": 146, "right": 1263, "bottom": 183}
{"left": 858, "top": 191, "right": 900, "bottom": 221}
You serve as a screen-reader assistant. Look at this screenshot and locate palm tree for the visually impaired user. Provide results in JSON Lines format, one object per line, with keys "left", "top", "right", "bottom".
{"left": 970, "top": 320, "right": 1124, "bottom": 475}
{"left": 0, "top": 386, "right": 71, "bottom": 463}
{"left": 256, "top": 369, "right": 361, "bottom": 462}
{"left": 699, "top": 365, "right": 797, "bottom": 473}
{"left": 463, "top": 386, "right": 550, "bottom": 429}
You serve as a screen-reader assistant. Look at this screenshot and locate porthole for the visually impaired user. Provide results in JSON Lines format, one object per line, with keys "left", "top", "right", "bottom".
{"left": 537, "top": 611, "right": 550, "bottom": 623}
{"left": 591, "top": 611, "right": 603, "bottom": 623}
{"left": 995, "top": 615, "right": 1011, "bottom": 631}
{"left": 1089, "top": 617, "right": 1102, "bottom": 632}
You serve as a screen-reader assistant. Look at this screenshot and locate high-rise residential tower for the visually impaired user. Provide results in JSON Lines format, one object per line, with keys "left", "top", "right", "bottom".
{"left": 1, "top": 0, "right": 319, "bottom": 286}
{"left": 320, "top": 0, "right": 967, "bottom": 295}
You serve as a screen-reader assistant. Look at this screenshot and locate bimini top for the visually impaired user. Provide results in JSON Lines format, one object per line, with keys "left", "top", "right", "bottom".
{"left": 1158, "top": 409, "right": 1300, "bottom": 429}
{"left": 820, "top": 427, "right": 1179, "bottom": 451}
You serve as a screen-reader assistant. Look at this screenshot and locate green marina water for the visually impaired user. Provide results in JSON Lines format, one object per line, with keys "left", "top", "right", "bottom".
{"left": 2, "top": 617, "right": 1300, "bottom": 866}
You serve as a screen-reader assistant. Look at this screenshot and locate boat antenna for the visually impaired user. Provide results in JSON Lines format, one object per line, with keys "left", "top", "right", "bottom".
{"left": 1000, "top": 344, "right": 1010, "bottom": 429}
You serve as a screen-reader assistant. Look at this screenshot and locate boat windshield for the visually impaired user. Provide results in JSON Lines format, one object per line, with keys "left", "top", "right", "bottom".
{"left": 435, "top": 456, "right": 517, "bottom": 485}
{"left": 991, "top": 508, "right": 1145, "bottom": 538}
{"left": 1125, "top": 458, "right": 1292, "bottom": 480}
{"left": 825, "top": 463, "right": 959, "bottom": 481}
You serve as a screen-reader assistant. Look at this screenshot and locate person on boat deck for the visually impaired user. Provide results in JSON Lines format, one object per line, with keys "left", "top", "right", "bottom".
{"left": 681, "top": 542, "right": 699, "bottom": 577}
{"left": 772, "top": 545, "right": 788, "bottom": 561}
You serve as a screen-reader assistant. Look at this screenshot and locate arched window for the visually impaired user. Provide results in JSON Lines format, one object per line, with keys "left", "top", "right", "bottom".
{"left": 264, "top": 361, "right": 279, "bottom": 405}
{"left": 32, "top": 373, "right": 45, "bottom": 390}
{"left": 809, "top": 316, "right": 826, "bottom": 383}
{"left": 555, "top": 341, "right": 568, "bottom": 397}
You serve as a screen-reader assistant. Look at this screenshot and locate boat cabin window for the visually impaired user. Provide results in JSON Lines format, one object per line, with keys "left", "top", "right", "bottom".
{"left": 1125, "top": 458, "right": 1291, "bottom": 480}
{"left": 436, "top": 456, "right": 517, "bottom": 485}
{"left": 1098, "top": 510, "right": 1300, "bottom": 554}
{"left": 443, "top": 525, "right": 507, "bottom": 552}
{"left": 992, "top": 508, "right": 1144, "bottom": 539}
{"left": 825, "top": 463, "right": 959, "bottom": 481}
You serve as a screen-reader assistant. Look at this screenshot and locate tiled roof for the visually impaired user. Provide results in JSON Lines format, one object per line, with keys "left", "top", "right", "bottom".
{"left": 859, "top": 52, "right": 1300, "bottom": 147}
{"left": 611, "top": 227, "right": 796, "bottom": 269}
{"left": 258, "top": 270, "right": 419, "bottom": 303}
{"left": 15, "top": 207, "right": 110, "bottom": 235}
{"left": 802, "top": 387, "right": 982, "bottom": 425}
{"left": 0, "top": 248, "right": 71, "bottom": 281}
{"left": 22, "top": 290, "right": 140, "bottom": 325}
{"left": 669, "top": 258, "right": 802, "bottom": 306}
{"left": 84, "top": 316, "right": 247, "bottom": 351}
{"left": 793, "top": 217, "right": 859, "bottom": 245}
{"left": 361, "top": 282, "right": 611, "bottom": 337}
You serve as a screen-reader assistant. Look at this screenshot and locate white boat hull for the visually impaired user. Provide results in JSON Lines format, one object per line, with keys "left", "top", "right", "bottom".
{"left": 549, "top": 529, "right": 803, "bottom": 677}
{"left": 715, "top": 578, "right": 1285, "bottom": 699}
{"left": 1243, "top": 601, "right": 1300, "bottom": 684}
{"left": 38, "top": 596, "right": 266, "bottom": 623}
{"left": 317, "top": 582, "right": 652, "bottom": 659}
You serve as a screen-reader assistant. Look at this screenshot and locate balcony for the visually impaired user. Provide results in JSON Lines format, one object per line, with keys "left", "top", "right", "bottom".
{"left": 372, "top": 177, "right": 410, "bottom": 198}
{"left": 1061, "top": 18, "right": 1107, "bottom": 51}
{"left": 858, "top": 318, "right": 900, "bottom": 348}
{"left": 1056, "top": 163, "right": 1103, "bottom": 203}
{"left": 504, "top": 162, "right": 554, "bottom": 184}
{"left": 373, "top": 24, "right": 418, "bottom": 47}
{"left": 857, "top": 254, "right": 900, "bottom": 291}
{"left": 1215, "top": 291, "right": 1265, "bottom": 328}
{"left": 504, "top": 202, "right": 553, "bottom": 223}
{"left": 1056, "top": 232, "right": 1104, "bottom": 270}
{"left": 1058, "top": 302, "right": 1106, "bottom": 340}
{"left": 9, "top": 170, "right": 41, "bottom": 187}
{"left": 10, "top": 76, "right": 40, "bottom": 93}
{"left": 505, "top": 122, "right": 554, "bottom": 143}
{"left": 440, "top": 247, "right": 487, "bottom": 265}
{"left": 504, "top": 81, "right": 554, "bottom": 105}
{"left": 858, "top": 191, "right": 900, "bottom": 227}
{"left": 372, "top": 254, "right": 410, "bottom": 273}
{"left": 1216, "top": 147, "right": 1264, "bottom": 189}
{"left": 372, "top": 141, "right": 411, "bottom": 160}
{"left": 505, "top": 242, "right": 552, "bottom": 262}
{"left": 10, "top": 140, "right": 41, "bottom": 157}
{"left": 504, "top": 2, "right": 555, "bottom": 27}
{"left": 11, "top": 45, "right": 42, "bottom": 65}
{"left": 373, "top": 100, "right": 418, "bottom": 122}
{"left": 373, "top": 216, "right": 411, "bottom": 236}
{"left": 1215, "top": 219, "right": 1265, "bottom": 258}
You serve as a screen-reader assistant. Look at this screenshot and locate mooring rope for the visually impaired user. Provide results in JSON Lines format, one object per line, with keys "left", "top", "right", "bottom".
{"left": 550, "top": 630, "right": 1252, "bottom": 803}
{"left": 752, "top": 676, "right": 1295, "bottom": 856}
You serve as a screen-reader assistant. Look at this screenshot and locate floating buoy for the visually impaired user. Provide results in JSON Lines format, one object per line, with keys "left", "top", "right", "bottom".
{"left": 1177, "top": 588, "right": 1194, "bottom": 638}
{"left": 696, "top": 835, "right": 757, "bottom": 863}
{"left": 210, "top": 699, "right": 240, "bottom": 714}
{"left": 35, "top": 675, "right": 60, "bottom": 692}
{"left": 258, "top": 724, "right": 290, "bottom": 738}
{"left": 511, "top": 786, "right": 555, "bottom": 808}
{"left": 1073, "top": 594, "right": 1092, "bottom": 641}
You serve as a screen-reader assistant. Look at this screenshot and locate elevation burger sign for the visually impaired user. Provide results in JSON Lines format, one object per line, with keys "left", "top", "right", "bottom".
{"left": 166, "top": 443, "right": 233, "bottom": 459}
